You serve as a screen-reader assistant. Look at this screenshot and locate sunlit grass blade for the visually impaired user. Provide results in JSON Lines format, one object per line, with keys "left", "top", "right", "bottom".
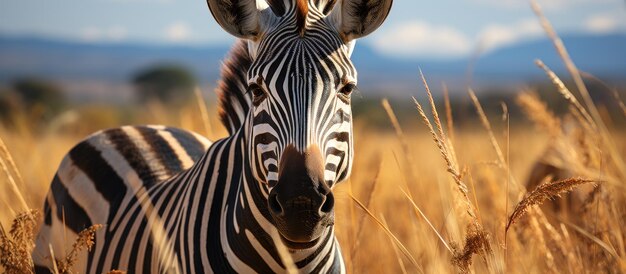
{"left": 400, "top": 188, "right": 452, "bottom": 254}
{"left": 349, "top": 194, "right": 422, "bottom": 273}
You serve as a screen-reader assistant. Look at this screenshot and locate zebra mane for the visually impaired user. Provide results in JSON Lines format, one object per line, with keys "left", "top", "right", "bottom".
{"left": 296, "top": 0, "right": 308, "bottom": 36}
{"left": 216, "top": 40, "right": 252, "bottom": 135}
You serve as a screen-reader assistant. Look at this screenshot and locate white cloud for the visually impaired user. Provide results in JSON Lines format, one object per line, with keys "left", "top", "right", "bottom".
{"left": 371, "top": 19, "right": 545, "bottom": 58}
{"left": 81, "top": 26, "right": 127, "bottom": 42}
{"left": 477, "top": 19, "right": 543, "bottom": 52}
{"left": 584, "top": 14, "right": 619, "bottom": 33}
{"left": 164, "top": 22, "right": 192, "bottom": 42}
{"left": 81, "top": 27, "right": 102, "bottom": 42}
{"left": 371, "top": 22, "right": 472, "bottom": 58}
{"left": 107, "top": 26, "right": 128, "bottom": 41}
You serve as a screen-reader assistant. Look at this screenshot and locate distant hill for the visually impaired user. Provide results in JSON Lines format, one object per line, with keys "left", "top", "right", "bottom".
{"left": 351, "top": 33, "right": 626, "bottom": 93}
{"left": 0, "top": 36, "right": 230, "bottom": 83}
{"left": 1, "top": 33, "right": 625, "bottom": 99}
{"left": 473, "top": 34, "right": 626, "bottom": 79}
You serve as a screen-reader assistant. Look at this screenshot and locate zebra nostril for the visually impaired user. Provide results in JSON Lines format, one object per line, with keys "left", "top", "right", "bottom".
{"left": 269, "top": 192, "right": 284, "bottom": 216}
{"left": 320, "top": 192, "right": 334, "bottom": 214}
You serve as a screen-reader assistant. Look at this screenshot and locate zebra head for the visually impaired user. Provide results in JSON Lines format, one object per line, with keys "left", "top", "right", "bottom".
{"left": 207, "top": 0, "right": 392, "bottom": 249}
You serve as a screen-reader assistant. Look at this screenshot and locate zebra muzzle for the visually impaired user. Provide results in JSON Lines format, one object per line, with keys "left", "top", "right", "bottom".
{"left": 268, "top": 144, "right": 336, "bottom": 248}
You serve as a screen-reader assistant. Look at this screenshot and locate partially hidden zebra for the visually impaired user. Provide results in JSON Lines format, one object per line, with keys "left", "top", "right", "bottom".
{"left": 33, "top": 0, "right": 392, "bottom": 272}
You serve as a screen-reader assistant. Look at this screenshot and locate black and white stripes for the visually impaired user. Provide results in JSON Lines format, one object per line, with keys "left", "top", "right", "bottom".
{"left": 34, "top": 0, "right": 392, "bottom": 273}
{"left": 35, "top": 125, "right": 211, "bottom": 272}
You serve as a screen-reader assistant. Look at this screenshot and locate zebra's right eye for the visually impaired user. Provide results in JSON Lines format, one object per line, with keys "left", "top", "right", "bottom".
{"left": 249, "top": 84, "right": 266, "bottom": 106}
{"left": 339, "top": 83, "right": 356, "bottom": 96}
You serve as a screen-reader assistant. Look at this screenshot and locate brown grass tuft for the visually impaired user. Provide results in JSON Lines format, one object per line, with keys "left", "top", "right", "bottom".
{"left": 451, "top": 224, "right": 492, "bottom": 274}
{"left": 505, "top": 178, "right": 598, "bottom": 234}
{"left": 0, "top": 210, "right": 38, "bottom": 274}
{"left": 55, "top": 224, "right": 103, "bottom": 274}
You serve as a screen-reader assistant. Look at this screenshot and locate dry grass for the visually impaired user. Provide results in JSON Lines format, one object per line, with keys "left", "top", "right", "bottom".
{"left": 1, "top": 87, "right": 625, "bottom": 272}
{"left": 0, "top": 208, "right": 102, "bottom": 274}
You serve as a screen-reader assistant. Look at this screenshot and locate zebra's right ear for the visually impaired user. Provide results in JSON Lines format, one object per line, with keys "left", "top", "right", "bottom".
{"left": 330, "top": 0, "right": 393, "bottom": 42}
{"left": 206, "top": 0, "right": 276, "bottom": 40}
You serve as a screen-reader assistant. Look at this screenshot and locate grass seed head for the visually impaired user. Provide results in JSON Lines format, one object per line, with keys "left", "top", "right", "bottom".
{"left": 55, "top": 224, "right": 103, "bottom": 274}
{"left": 0, "top": 209, "right": 38, "bottom": 274}
{"left": 506, "top": 178, "right": 598, "bottom": 234}
{"left": 451, "top": 224, "right": 492, "bottom": 273}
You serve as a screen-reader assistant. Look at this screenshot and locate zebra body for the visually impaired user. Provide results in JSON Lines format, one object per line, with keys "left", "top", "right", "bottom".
{"left": 34, "top": 0, "right": 392, "bottom": 272}
{"left": 34, "top": 126, "right": 212, "bottom": 272}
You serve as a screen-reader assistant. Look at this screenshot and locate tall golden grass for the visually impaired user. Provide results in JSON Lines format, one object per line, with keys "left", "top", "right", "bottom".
{"left": 1, "top": 2, "right": 626, "bottom": 272}
{"left": 1, "top": 81, "right": 625, "bottom": 273}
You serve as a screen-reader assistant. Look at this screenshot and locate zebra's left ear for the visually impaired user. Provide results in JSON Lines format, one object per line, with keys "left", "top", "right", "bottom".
{"left": 329, "top": 0, "right": 393, "bottom": 42}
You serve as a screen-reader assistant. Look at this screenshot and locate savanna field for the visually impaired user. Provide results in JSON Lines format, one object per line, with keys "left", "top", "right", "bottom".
{"left": 2, "top": 8, "right": 626, "bottom": 274}
{"left": 2, "top": 76, "right": 626, "bottom": 273}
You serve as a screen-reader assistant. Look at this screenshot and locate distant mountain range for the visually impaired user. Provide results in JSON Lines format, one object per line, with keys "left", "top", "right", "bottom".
{"left": 1, "top": 33, "right": 625, "bottom": 99}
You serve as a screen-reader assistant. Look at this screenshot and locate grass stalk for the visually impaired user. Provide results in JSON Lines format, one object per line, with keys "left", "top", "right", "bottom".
{"left": 442, "top": 83, "right": 455, "bottom": 144}
{"left": 380, "top": 215, "right": 409, "bottom": 274}
{"left": 381, "top": 99, "right": 418, "bottom": 183}
{"left": 268, "top": 228, "right": 297, "bottom": 274}
{"left": 0, "top": 136, "right": 29, "bottom": 212}
{"left": 194, "top": 86, "right": 213, "bottom": 138}
{"left": 350, "top": 194, "right": 422, "bottom": 272}
{"left": 400, "top": 188, "right": 452, "bottom": 254}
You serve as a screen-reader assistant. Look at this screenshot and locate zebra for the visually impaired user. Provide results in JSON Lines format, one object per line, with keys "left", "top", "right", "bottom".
{"left": 33, "top": 0, "right": 393, "bottom": 272}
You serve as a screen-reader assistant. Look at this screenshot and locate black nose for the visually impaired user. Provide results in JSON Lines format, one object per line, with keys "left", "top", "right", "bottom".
{"left": 269, "top": 144, "right": 334, "bottom": 217}
{"left": 268, "top": 188, "right": 334, "bottom": 217}
{"left": 268, "top": 184, "right": 334, "bottom": 244}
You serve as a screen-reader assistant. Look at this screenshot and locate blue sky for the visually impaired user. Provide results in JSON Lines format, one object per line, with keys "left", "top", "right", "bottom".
{"left": 1, "top": 0, "right": 625, "bottom": 59}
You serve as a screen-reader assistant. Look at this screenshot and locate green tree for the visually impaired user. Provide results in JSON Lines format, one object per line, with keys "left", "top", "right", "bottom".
{"left": 132, "top": 64, "right": 196, "bottom": 105}
{"left": 0, "top": 77, "right": 66, "bottom": 120}
{"left": 0, "top": 77, "right": 67, "bottom": 131}
{"left": 13, "top": 78, "right": 65, "bottom": 111}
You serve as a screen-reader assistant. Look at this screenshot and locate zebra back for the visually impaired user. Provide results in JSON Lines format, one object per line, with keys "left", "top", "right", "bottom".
{"left": 216, "top": 40, "right": 253, "bottom": 135}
